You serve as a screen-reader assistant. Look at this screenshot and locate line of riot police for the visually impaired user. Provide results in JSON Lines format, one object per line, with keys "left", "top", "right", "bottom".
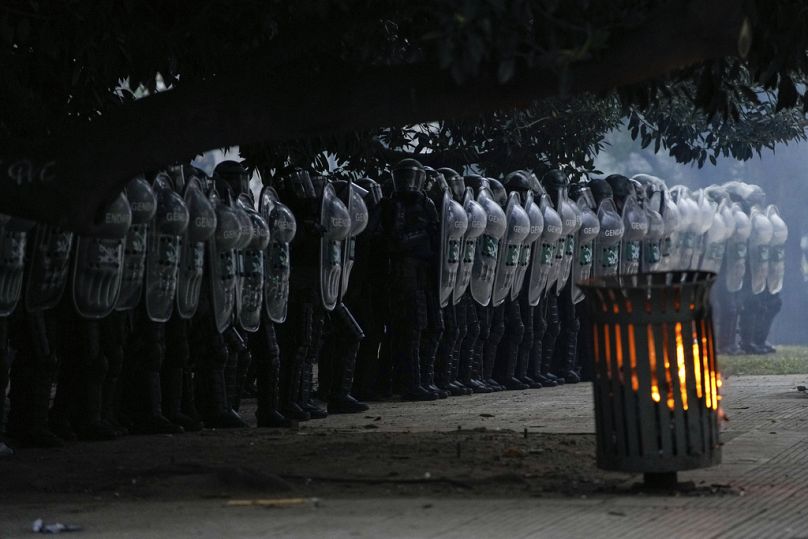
{"left": 0, "top": 159, "right": 787, "bottom": 448}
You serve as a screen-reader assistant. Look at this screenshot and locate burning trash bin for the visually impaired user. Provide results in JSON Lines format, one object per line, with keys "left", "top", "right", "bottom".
{"left": 580, "top": 271, "right": 721, "bottom": 487}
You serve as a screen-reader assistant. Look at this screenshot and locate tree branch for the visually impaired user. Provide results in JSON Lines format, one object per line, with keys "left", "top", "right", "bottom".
{"left": 0, "top": 0, "right": 748, "bottom": 231}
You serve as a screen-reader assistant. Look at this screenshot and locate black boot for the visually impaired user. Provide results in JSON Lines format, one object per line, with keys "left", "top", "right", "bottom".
{"left": 224, "top": 348, "right": 240, "bottom": 412}
{"left": 716, "top": 290, "right": 741, "bottom": 355}
{"left": 754, "top": 293, "right": 781, "bottom": 354}
{"left": 515, "top": 296, "right": 541, "bottom": 388}
{"left": 279, "top": 349, "right": 310, "bottom": 422}
{"left": 328, "top": 328, "right": 370, "bottom": 414}
{"left": 420, "top": 354, "right": 447, "bottom": 399}
{"left": 255, "top": 359, "right": 291, "bottom": 428}
{"left": 552, "top": 286, "right": 581, "bottom": 384}
{"left": 131, "top": 372, "right": 184, "bottom": 435}
{"left": 202, "top": 369, "right": 248, "bottom": 429}
{"left": 73, "top": 320, "right": 118, "bottom": 441}
{"left": 252, "top": 322, "right": 291, "bottom": 428}
{"left": 738, "top": 293, "right": 765, "bottom": 354}
{"left": 181, "top": 370, "right": 202, "bottom": 427}
{"left": 0, "top": 318, "right": 8, "bottom": 434}
{"left": 328, "top": 356, "right": 370, "bottom": 413}
{"left": 541, "top": 295, "right": 563, "bottom": 383}
{"left": 433, "top": 309, "right": 455, "bottom": 393}
{"left": 76, "top": 356, "right": 118, "bottom": 441}
{"left": 8, "top": 350, "right": 63, "bottom": 448}
{"left": 163, "top": 368, "right": 201, "bottom": 432}
{"left": 300, "top": 355, "right": 328, "bottom": 418}
{"left": 399, "top": 334, "right": 438, "bottom": 402}
{"left": 531, "top": 300, "right": 556, "bottom": 387}
{"left": 100, "top": 352, "right": 127, "bottom": 436}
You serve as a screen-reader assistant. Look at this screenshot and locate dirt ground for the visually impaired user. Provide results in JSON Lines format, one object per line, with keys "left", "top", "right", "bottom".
{"left": 7, "top": 352, "right": 787, "bottom": 507}
{"left": 3, "top": 369, "right": 808, "bottom": 538}
{"left": 0, "top": 400, "right": 629, "bottom": 506}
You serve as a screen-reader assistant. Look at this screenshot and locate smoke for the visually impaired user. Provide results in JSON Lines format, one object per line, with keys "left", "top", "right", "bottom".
{"left": 596, "top": 127, "right": 808, "bottom": 345}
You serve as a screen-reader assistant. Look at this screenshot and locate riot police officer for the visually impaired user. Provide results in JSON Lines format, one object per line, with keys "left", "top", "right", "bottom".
{"left": 380, "top": 159, "right": 441, "bottom": 401}
{"left": 121, "top": 171, "right": 189, "bottom": 434}
{"left": 349, "top": 178, "right": 391, "bottom": 401}
{"left": 318, "top": 178, "right": 372, "bottom": 413}
{"left": 0, "top": 214, "right": 35, "bottom": 440}
{"left": 7, "top": 222, "right": 75, "bottom": 446}
{"left": 253, "top": 182, "right": 297, "bottom": 427}
{"left": 51, "top": 192, "right": 131, "bottom": 440}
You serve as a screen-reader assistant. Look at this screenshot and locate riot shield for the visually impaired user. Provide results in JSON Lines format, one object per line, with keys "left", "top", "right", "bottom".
{"left": 208, "top": 190, "right": 242, "bottom": 333}
{"left": 699, "top": 200, "right": 732, "bottom": 273}
{"left": 71, "top": 192, "right": 132, "bottom": 319}
{"left": 555, "top": 194, "right": 582, "bottom": 294}
{"left": 438, "top": 191, "right": 469, "bottom": 308}
{"left": 452, "top": 189, "right": 486, "bottom": 305}
{"left": 527, "top": 195, "right": 562, "bottom": 306}
{"left": 766, "top": 204, "right": 788, "bottom": 294}
{"left": 658, "top": 188, "right": 681, "bottom": 271}
{"left": 319, "top": 183, "right": 352, "bottom": 311}
{"left": 510, "top": 192, "right": 543, "bottom": 301}
{"left": 592, "top": 198, "right": 624, "bottom": 279}
{"left": 618, "top": 195, "right": 648, "bottom": 276}
{"left": 491, "top": 193, "right": 529, "bottom": 306}
{"left": 144, "top": 176, "right": 189, "bottom": 322}
{"left": 691, "top": 189, "right": 715, "bottom": 269}
{"left": 748, "top": 206, "right": 774, "bottom": 295}
{"left": 259, "top": 186, "right": 297, "bottom": 323}
{"left": 571, "top": 195, "right": 600, "bottom": 304}
{"left": 470, "top": 188, "right": 507, "bottom": 306}
{"left": 116, "top": 176, "right": 157, "bottom": 311}
{"left": 643, "top": 208, "right": 664, "bottom": 273}
{"left": 175, "top": 177, "right": 217, "bottom": 319}
{"left": 0, "top": 216, "right": 34, "bottom": 316}
{"left": 24, "top": 225, "right": 74, "bottom": 313}
{"left": 725, "top": 203, "right": 751, "bottom": 293}
{"left": 231, "top": 200, "right": 255, "bottom": 328}
{"left": 339, "top": 182, "right": 370, "bottom": 300}
{"left": 237, "top": 196, "right": 269, "bottom": 332}
{"left": 670, "top": 187, "right": 699, "bottom": 271}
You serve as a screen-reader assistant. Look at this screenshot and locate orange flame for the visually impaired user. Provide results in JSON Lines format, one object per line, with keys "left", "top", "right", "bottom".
{"left": 615, "top": 324, "right": 624, "bottom": 384}
{"left": 674, "top": 323, "right": 688, "bottom": 411}
{"left": 647, "top": 325, "right": 661, "bottom": 403}
{"left": 662, "top": 325, "right": 675, "bottom": 411}
{"left": 691, "top": 329, "right": 703, "bottom": 400}
{"left": 628, "top": 324, "right": 639, "bottom": 392}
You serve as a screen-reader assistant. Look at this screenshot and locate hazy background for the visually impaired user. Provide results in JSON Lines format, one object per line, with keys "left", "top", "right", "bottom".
{"left": 595, "top": 126, "right": 808, "bottom": 345}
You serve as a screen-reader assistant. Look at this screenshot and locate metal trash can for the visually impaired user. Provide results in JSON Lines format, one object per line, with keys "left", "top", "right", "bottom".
{"left": 580, "top": 271, "right": 721, "bottom": 486}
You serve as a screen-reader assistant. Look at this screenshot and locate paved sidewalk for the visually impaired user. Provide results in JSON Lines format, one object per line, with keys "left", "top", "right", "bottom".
{"left": 2, "top": 374, "right": 808, "bottom": 538}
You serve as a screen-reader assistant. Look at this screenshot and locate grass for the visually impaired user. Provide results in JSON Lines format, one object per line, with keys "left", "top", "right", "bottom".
{"left": 719, "top": 346, "right": 808, "bottom": 376}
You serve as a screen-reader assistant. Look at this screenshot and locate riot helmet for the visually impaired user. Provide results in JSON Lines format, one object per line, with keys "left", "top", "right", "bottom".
{"left": 356, "top": 177, "right": 383, "bottom": 208}
{"left": 214, "top": 160, "right": 251, "bottom": 198}
{"left": 438, "top": 167, "right": 466, "bottom": 201}
{"left": 589, "top": 178, "right": 614, "bottom": 205}
{"left": 504, "top": 170, "right": 532, "bottom": 205}
{"left": 310, "top": 175, "right": 328, "bottom": 198}
{"left": 464, "top": 174, "right": 489, "bottom": 195}
{"left": 424, "top": 167, "right": 449, "bottom": 207}
{"left": 392, "top": 158, "right": 426, "bottom": 192}
{"left": 604, "top": 174, "right": 634, "bottom": 212}
{"left": 540, "top": 169, "right": 569, "bottom": 207}
{"left": 167, "top": 163, "right": 187, "bottom": 194}
{"left": 423, "top": 167, "right": 447, "bottom": 193}
{"left": 488, "top": 178, "right": 508, "bottom": 208}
